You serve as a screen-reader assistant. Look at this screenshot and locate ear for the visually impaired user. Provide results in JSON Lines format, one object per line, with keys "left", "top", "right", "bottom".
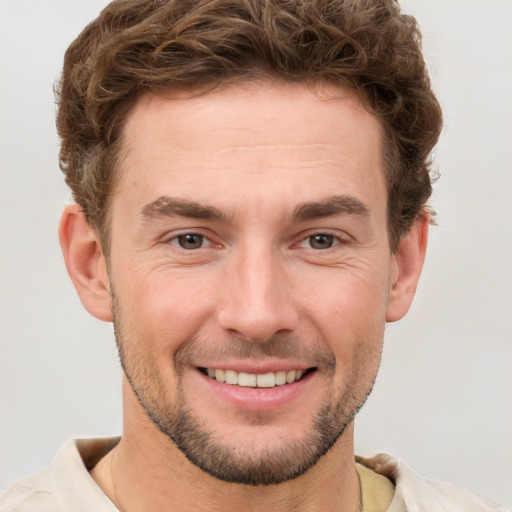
{"left": 58, "top": 204, "right": 113, "bottom": 322}
{"left": 386, "top": 212, "right": 429, "bottom": 322}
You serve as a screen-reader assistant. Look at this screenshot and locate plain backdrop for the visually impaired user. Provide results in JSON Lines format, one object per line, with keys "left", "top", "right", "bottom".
{"left": 1, "top": 0, "right": 511, "bottom": 508}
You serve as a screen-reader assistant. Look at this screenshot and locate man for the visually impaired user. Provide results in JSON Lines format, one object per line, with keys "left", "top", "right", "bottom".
{"left": 0, "top": 0, "right": 505, "bottom": 511}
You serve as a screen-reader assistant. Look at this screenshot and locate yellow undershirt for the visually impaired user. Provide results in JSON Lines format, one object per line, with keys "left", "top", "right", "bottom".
{"left": 356, "top": 462, "right": 395, "bottom": 512}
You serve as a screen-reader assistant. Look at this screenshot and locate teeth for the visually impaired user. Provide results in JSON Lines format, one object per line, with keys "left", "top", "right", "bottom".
{"left": 238, "top": 372, "right": 257, "bottom": 387}
{"left": 275, "top": 371, "right": 287, "bottom": 385}
{"left": 224, "top": 370, "right": 238, "bottom": 385}
{"left": 204, "top": 368, "right": 306, "bottom": 387}
{"left": 257, "top": 372, "right": 275, "bottom": 388}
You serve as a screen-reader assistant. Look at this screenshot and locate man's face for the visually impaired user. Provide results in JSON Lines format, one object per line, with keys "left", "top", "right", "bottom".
{"left": 107, "top": 82, "right": 396, "bottom": 484}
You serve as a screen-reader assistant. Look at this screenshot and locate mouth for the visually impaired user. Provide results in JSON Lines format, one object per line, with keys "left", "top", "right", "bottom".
{"left": 198, "top": 367, "right": 316, "bottom": 388}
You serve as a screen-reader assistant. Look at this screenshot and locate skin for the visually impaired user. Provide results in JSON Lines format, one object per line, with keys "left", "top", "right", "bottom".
{"left": 59, "top": 81, "right": 428, "bottom": 511}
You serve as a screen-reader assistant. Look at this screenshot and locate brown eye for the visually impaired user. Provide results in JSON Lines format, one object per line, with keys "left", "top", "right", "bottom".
{"left": 308, "top": 234, "right": 335, "bottom": 249}
{"left": 177, "top": 234, "right": 204, "bottom": 249}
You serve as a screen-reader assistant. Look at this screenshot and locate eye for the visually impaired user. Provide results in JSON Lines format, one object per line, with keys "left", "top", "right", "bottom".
{"left": 172, "top": 233, "right": 207, "bottom": 250}
{"left": 307, "top": 234, "right": 336, "bottom": 250}
{"left": 293, "top": 231, "right": 348, "bottom": 253}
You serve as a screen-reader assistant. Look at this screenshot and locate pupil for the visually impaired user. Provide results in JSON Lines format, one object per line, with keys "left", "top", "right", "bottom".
{"left": 310, "top": 234, "right": 333, "bottom": 249}
{"left": 178, "top": 234, "right": 203, "bottom": 249}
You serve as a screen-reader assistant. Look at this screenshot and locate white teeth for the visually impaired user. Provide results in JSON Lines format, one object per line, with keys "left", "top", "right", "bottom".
{"left": 286, "top": 370, "right": 296, "bottom": 384}
{"left": 275, "top": 371, "right": 287, "bottom": 385}
{"left": 224, "top": 369, "right": 238, "bottom": 385}
{"left": 257, "top": 372, "right": 275, "bottom": 388}
{"left": 205, "top": 368, "right": 306, "bottom": 387}
{"left": 238, "top": 372, "right": 257, "bottom": 387}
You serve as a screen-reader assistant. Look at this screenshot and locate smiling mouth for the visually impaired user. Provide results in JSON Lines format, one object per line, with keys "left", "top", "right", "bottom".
{"left": 198, "top": 367, "right": 315, "bottom": 388}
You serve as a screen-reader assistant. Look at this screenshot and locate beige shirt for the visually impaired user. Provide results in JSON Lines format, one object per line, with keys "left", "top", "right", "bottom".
{"left": 0, "top": 438, "right": 505, "bottom": 512}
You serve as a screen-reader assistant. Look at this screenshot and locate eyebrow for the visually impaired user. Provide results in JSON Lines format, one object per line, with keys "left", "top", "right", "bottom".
{"left": 140, "top": 196, "right": 228, "bottom": 222}
{"left": 139, "top": 194, "right": 369, "bottom": 224}
{"left": 292, "top": 195, "right": 369, "bottom": 221}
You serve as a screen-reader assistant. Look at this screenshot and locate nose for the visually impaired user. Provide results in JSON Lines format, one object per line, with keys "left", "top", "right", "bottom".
{"left": 217, "top": 243, "right": 299, "bottom": 342}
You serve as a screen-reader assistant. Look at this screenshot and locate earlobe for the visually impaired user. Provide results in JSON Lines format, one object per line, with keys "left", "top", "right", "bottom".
{"left": 58, "top": 204, "right": 113, "bottom": 322}
{"left": 386, "top": 213, "right": 429, "bottom": 322}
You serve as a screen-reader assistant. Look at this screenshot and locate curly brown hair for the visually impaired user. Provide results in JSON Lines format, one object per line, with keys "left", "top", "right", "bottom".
{"left": 56, "top": 0, "right": 442, "bottom": 252}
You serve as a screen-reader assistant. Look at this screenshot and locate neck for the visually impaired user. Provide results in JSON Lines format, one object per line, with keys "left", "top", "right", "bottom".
{"left": 92, "top": 382, "right": 361, "bottom": 512}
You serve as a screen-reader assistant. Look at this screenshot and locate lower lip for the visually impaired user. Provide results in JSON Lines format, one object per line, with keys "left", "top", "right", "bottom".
{"left": 195, "top": 369, "right": 316, "bottom": 411}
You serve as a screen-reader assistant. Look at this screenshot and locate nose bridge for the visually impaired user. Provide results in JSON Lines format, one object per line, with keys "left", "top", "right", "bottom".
{"left": 218, "top": 237, "right": 298, "bottom": 341}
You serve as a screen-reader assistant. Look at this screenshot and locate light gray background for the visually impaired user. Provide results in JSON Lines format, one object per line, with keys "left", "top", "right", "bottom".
{"left": 1, "top": 0, "right": 511, "bottom": 508}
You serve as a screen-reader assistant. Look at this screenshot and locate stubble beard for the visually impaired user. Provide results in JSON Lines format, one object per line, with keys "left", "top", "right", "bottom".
{"left": 111, "top": 297, "right": 382, "bottom": 486}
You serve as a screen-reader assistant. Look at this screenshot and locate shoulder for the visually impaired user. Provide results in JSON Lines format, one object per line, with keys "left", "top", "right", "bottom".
{"left": 357, "top": 453, "right": 506, "bottom": 512}
{"left": 0, "top": 467, "right": 63, "bottom": 512}
{"left": 0, "top": 438, "right": 119, "bottom": 512}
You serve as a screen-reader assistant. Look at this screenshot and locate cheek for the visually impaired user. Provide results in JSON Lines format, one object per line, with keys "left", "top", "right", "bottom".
{"left": 116, "top": 267, "right": 220, "bottom": 349}
{"left": 301, "top": 265, "right": 390, "bottom": 324}
{"left": 297, "top": 267, "right": 389, "bottom": 362}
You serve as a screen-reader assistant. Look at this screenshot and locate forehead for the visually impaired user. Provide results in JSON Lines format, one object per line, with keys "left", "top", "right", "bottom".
{"left": 116, "top": 81, "right": 386, "bottom": 217}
